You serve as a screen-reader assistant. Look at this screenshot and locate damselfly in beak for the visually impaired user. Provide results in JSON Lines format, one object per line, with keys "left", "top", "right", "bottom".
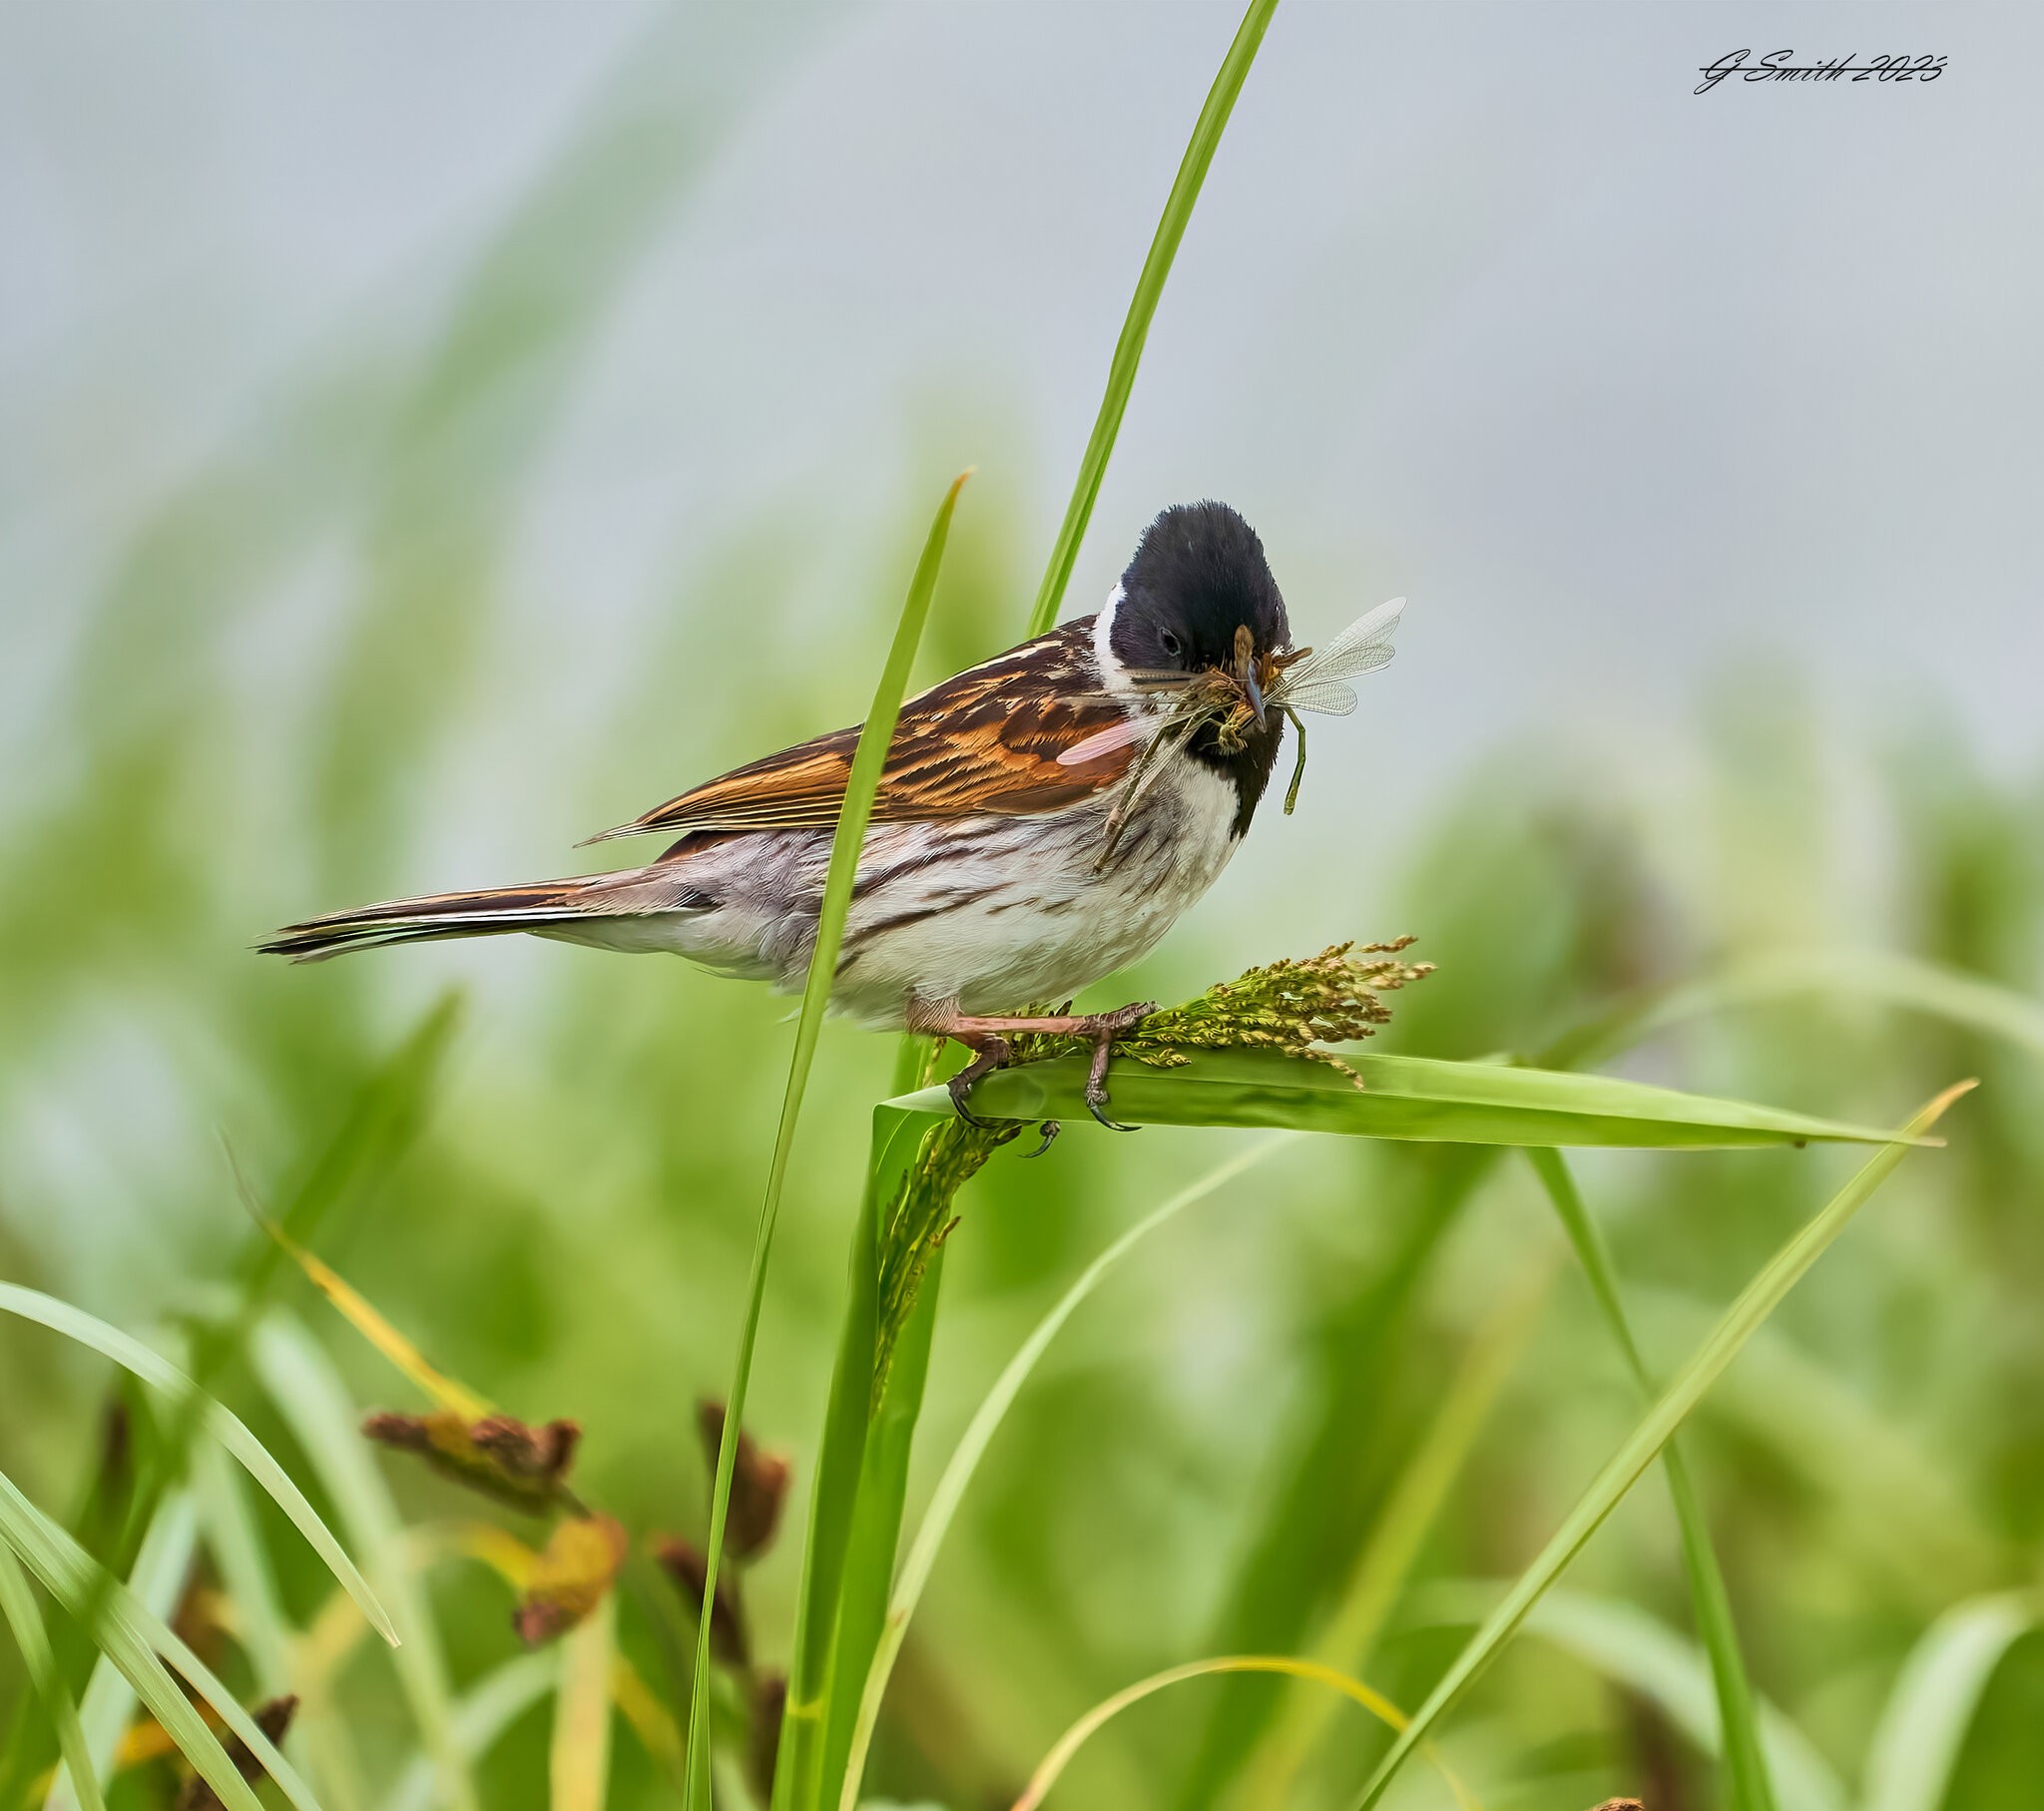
{"left": 1264, "top": 596, "right": 1406, "bottom": 813}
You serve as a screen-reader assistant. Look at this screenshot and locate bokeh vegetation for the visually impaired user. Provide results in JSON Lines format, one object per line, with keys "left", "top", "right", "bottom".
{"left": 4, "top": 7, "right": 2043, "bottom": 1810}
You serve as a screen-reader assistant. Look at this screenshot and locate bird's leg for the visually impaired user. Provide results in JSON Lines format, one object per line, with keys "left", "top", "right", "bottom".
{"left": 907, "top": 999, "right": 1156, "bottom": 1132}
{"left": 942, "top": 1033, "right": 1012, "bottom": 1130}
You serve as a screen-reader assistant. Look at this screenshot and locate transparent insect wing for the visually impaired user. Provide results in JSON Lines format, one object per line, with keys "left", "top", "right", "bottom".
{"left": 1055, "top": 715, "right": 1153, "bottom": 767}
{"left": 1283, "top": 679, "right": 1359, "bottom": 717}
{"left": 1286, "top": 597, "right": 1405, "bottom": 686}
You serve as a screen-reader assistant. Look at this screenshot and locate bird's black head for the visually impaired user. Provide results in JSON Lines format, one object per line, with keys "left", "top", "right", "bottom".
{"left": 1108, "top": 501, "right": 1291, "bottom": 830}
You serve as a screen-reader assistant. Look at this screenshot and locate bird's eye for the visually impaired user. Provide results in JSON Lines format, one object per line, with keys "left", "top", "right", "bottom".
{"left": 1160, "top": 630, "right": 1183, "bottom": 659}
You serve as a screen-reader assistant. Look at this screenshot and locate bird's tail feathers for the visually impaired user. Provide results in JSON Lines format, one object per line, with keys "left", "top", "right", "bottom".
{"left": 260, "top": 875, "right": 619, "bottom": 963}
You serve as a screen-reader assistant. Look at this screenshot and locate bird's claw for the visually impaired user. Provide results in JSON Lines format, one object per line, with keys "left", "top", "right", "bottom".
{"left": 1084, "top": 1094, "right": 1139, "bottom": 1133}
{"left": 1024, "top": 1120, "right": 1062, "bottom": 1158}
{"left": 1083, "top": 1001, "right": 1155, "bottom": 1133}
{"left": 947, "top": 1073, "right": 994, "bottom": 1130}
{"left": 946, "top": 1034, "right": 1012, "bottom": 1130}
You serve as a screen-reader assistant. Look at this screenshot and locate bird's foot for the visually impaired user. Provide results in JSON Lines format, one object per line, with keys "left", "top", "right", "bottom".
{"left": 914, "top": 998, "right": 1154, "bottom": 1132}
{"left": 1024, "top": 1120, "right": 1062, "bottom": 1158}
{"left": 945, "top": 1034, "right": 1012, "bottom": 1129}
{"left": 1078, "top": 1000, "right": 1155, "bottom": 1132}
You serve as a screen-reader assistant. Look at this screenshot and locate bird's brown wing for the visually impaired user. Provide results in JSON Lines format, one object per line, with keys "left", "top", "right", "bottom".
{"left": 584, "top": 619, "right": 1140, "bottom": 846}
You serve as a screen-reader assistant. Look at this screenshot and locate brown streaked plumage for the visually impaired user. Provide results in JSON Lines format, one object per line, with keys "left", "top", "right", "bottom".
{"left": 584, "top": 621, "right": 1135, "bottom": 846}
{"left": 262, "top": 503, "right": 1404, "bottom": 1127}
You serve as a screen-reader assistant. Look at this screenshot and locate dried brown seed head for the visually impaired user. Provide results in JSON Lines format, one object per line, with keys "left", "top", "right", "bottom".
{"left": 511, "top": 1515, "right": 627, "bottom": 1647}
{"left": 695, "top": 1401, "right": 793, "bottom": 1562}
{"left": 362, "top": 1409, "right": 579, "bottom": 1513}
{"left": 655, "top": 1534, "right": 750, "bottom": 1668}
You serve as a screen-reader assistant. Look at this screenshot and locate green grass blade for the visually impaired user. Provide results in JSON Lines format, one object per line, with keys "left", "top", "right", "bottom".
{"left": 30, "top": 999, "right": 457, "bottom": 1799}
{"left": 835, "top": 1134, "right": 1294, "bottom": 1811}
{"left": 384, "top": 1654, "right": 558, "bottom": 1811}
{"left": 56, "top": 1491, "right": 196, "bottom": 1811}
{"left": 0, "top": 1475, "right": 304, "bottom": 1811}
{"left": 1861, "top": 1591, "right": 2042, "bottom": 1811}
{"left": 772, "top": 1098, "right": 935, "bottom": 1811}
{"left": 0, "top": 1542, "right": 104, "bottom": 1811}
{"left": 1527, "top": 1147, "right": 1778, "bottom": 1811}
{"left": 193, "top": 1444, "right": 292, "bottom": 1693}
{"left": 685, "top": 472, "right": 967, "bottom": 1808}
{"left": 1406, "top": 1585, "right": 1846, "bottom": 1811}
{"left": 550, "top": 1587, "right": 615, "bottom": 1811}
{"left": 0, "top": 1281, "right": 394, "bottom": 1645}
{"left": 1025, "top": 0, "right": 1280, "bottom": 636}
{"left": 1638, "top": 950, "right": 2044, "bottom": 1065}
{"left": 1347, "top": 1081, "right": 1971, "bottom": 1809}
{"left": 1524, "top": 1592, "right": 1842, "bottom": 1811}
{"left": 252, "top": 1314, "right": 476, "bottom": 1811}
{"left": 814, "top": 1242, "right": 947, "bottom": 1806}
{"left": 894, "top": 1048, "right": 1927, "bottom": 1147}
{"left": 1626, "top": 1283, "right": 2004, "bottom": 1591}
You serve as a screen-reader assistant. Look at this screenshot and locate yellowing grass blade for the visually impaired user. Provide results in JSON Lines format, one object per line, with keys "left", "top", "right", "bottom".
{"left": 550, "top": 1588, "right": 616, "bottom": 1811}
{"left": 253, "top": 1217, "right": 493, "bottom": 1421}
{"left": 1010, "top": 1655, "right": 1474, "bottom": 1811}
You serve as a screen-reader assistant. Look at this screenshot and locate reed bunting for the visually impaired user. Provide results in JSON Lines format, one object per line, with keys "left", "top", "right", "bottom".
{"left": 263, "top": 502, "right": 1404, "bottom": 1126}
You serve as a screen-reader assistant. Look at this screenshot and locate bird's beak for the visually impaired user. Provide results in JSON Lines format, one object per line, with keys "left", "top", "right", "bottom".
{"left": 1242, "top": 666, "right": 1266, "bottom": 729}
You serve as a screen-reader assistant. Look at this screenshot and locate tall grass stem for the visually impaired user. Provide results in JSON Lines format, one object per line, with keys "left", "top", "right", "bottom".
{"left": 683, "top": 474, "right": 969, "bottom": 1806}
{"left": 1024, "top": 0, "right": 1279, "bottom": 637}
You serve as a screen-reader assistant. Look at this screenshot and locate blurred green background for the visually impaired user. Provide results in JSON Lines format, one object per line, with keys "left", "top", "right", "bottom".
{"left": 3, "top": 4, "right": 2041, "bottom": 1807}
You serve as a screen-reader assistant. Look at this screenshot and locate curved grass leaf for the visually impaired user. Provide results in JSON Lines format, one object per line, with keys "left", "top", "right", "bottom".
{"left": 1010, "top": 1655, "right": 1471, "bottom": 1811}
{"left": 836, "top": 1135, "right": 1295, "bottom": 1811}
{"left": 253, "top": 1315, "right": 475, "bottom": 1811}
{"left": 1347, "top": 1081, "right": 1972, "bottom": 1809}
{"left": 0, "top": 1475, "right": 306, "bottom": 1811}
{"left": 0, "top": 1543, "right": 103, "bottom": 1811}
{"left": 685, "top": 472, "right": 967, "bottom": 1808}
{"left": 897, "top": 1048, "right": 1928, "bottom": 1147}
{"left": 1527, "top": 1148, "right": 1777, "bottom": 1811}
{"left": 1024, "top": 0, "right": 1281, "bottom": 637}
{"left": 52, "top": 1492, "right": 197, "bottom": 1811}
{"left": 1554, "top": 948, "right": 2044, "bottom": 1076}
{"left": 1640, "top": 950, "right": 2044, "bottom": 1066}
{"left": 1861, "top": 1590, "right": 2043, "bottom": 1811}
{"left": 0, "top": 1281, "right": 394, "bottom": 1646}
